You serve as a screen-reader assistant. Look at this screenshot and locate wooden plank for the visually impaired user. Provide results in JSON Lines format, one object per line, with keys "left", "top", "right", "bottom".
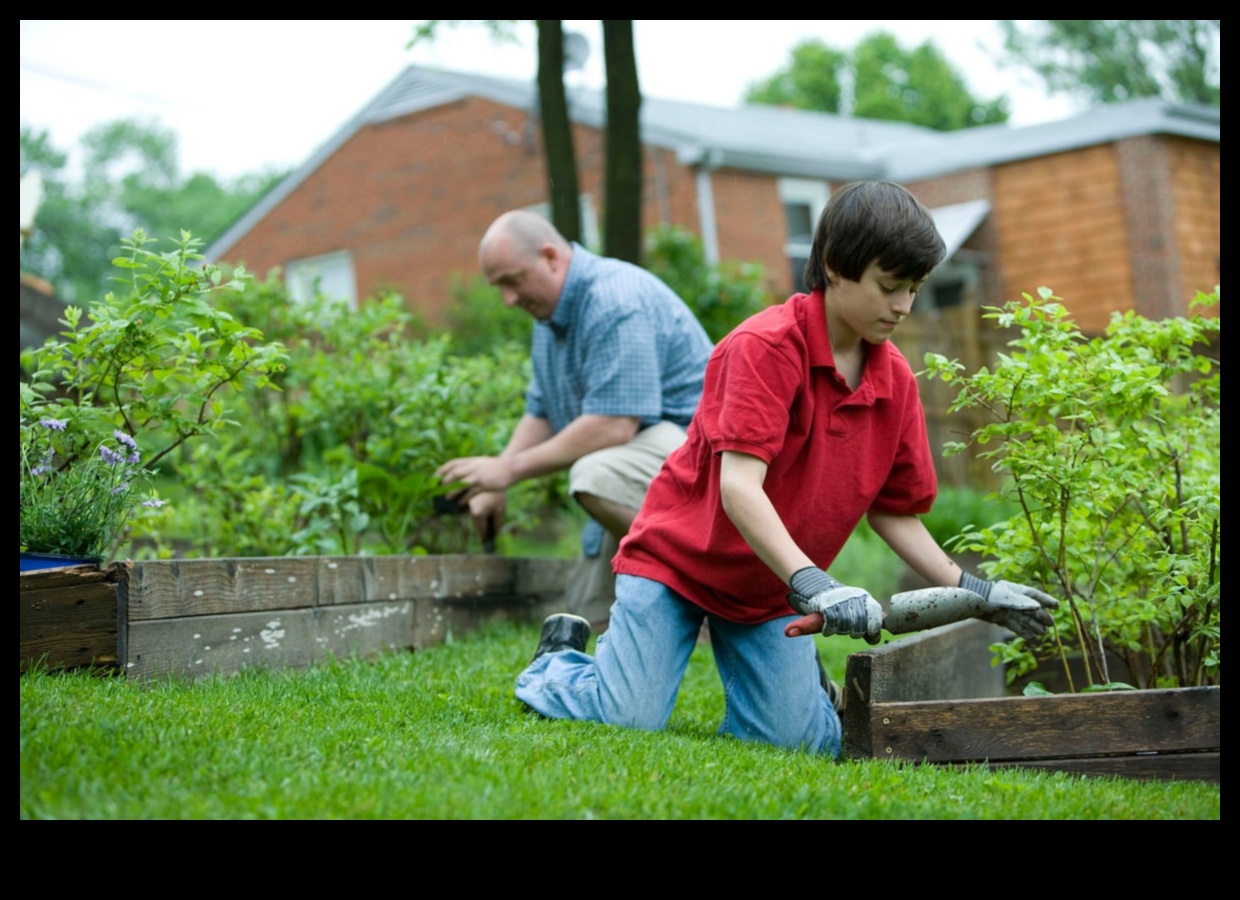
{"left": 20, "top": 579, "right": 121, "bottom": 672}
{"left": 987, "top": 752, "right": 1220, "bottom": 783}
{"left": 127, "top": 555, "right": 563, "bottom": 621}
{"left": 867, "top": 686, "right": 1220, "bottom": 764}
{"left": 125, "top": 600, "right": 415, "bottom": 681}
{"left": 848, "top": 620, "right": 1010, "bottom": 704}
{"left": 413, "top": 591, "right": 555, "bottom": 650}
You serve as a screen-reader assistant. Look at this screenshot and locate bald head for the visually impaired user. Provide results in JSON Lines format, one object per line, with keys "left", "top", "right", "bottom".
{"left": 478, "top": 210, "right": 574, "bottom": 321}
{"left": 480, "top": 210, "right": 571, "bottom": 260}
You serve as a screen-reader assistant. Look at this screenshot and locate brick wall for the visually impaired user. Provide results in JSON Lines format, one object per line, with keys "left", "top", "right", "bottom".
{"left": 710, "top": 168, "right": 790, "bottom": 297}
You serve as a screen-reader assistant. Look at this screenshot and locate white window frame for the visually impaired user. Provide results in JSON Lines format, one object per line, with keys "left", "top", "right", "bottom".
{"left": 778, "top": 178, "right": 829, "bottom": 291}
{"left": 285, "top": 249, "right": 357, "bottom": 309}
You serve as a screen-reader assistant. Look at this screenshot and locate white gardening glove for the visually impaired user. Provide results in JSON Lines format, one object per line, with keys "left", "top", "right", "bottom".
{"left": 958, "top": 572, "right": 1059, "bottom": 641}
{"left": 787, "top": 567, "right": 883, "bottom": 645}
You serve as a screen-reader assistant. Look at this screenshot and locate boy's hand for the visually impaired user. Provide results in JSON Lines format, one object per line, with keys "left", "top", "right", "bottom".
{"left": 785, "top": 567, "right": 882, "bottom": 644}
{"left": 959, "top": 572, "right": 1059, "bottom": 640}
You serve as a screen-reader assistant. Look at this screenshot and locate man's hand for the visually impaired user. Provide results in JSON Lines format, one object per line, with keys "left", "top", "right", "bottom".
{"left": 467, "top": 491, "right": 505, "bottom": 547}
{"left": 959, "top": 572, "right": 1059, "bottom": 641}
{"left": 435, "top": 456, "right": 517, "bottom": 499}
{"left": 784, "top": 567, "right": 883, "bottom": 644}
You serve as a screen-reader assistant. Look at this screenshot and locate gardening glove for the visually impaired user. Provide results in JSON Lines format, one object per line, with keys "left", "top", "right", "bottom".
{"left": 786, "top": 567, "right": 883, "bottom": 645}
{"left": 958, "top": 571, "right": 1059, "bottom": 641}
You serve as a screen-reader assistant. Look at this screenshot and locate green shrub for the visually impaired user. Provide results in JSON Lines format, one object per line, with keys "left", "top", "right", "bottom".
{"left": 20, "top": 231, "right": 286, "bottom": 560}
{"left": 925, "top": 287, "right": 1220, "bottom": 690}
{"left": 135, "top": 276, "right": 567, "bottom": 557}
{"left": 644, "top": 226, "right": 771, "bottom": 342}
{"left": 441, "top": 274, "right": 531, "bottom": 358}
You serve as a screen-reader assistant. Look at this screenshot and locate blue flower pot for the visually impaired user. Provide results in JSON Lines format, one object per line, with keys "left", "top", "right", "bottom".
{"left": 20, "top": 552, "right": 103, "bottom": 572}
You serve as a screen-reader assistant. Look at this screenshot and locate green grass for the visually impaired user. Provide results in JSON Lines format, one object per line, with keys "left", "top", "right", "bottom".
{"left": 20, "top": 623, "right": 1219, "bottom": 819}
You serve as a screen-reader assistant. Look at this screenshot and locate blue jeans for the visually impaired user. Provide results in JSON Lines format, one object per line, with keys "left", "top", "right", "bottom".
{"left": 515, "top": 574, "right": 842, "bottom": 758}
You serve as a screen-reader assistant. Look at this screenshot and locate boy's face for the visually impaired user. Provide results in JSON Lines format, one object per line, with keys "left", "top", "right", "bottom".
{"left": 825, "top": 259, "right": 926, "bottom": 346}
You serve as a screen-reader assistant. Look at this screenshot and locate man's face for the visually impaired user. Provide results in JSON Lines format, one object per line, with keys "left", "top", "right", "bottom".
{"left": 826, "top": 259, "right": 926, "bottom": 346}
{"left": 480, "top": 238, "right": 564, "bottom": 321}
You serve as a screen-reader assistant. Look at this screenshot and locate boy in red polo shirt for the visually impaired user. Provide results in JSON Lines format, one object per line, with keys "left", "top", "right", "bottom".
{"left": 515, "top": 181, "right": 1057, "bottom": 757}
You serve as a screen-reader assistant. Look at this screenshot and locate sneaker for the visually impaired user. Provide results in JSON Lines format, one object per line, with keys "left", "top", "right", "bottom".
{"left": 815, "top": 648, "right": 846, "bottom": 713}
{"left": 531, "top": 613, "right": 591, "bottom": 663}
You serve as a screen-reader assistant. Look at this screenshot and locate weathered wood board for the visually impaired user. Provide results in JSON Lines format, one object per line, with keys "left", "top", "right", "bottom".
{"left": 20, "top": 555, "right": 575, "bottom": 682}
{"left": 841, "top": 620, "right": 1221, "bottom": 782}
{"left": 20, "top": 563, "right": 128, "bottom": 673}
{"left": 125, "top": 601, "right": 416, "bottom": 681}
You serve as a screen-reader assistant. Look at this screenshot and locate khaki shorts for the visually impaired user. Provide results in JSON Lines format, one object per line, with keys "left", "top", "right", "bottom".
{"left": 568, "top": 420, "right": 688, "bottom": 511}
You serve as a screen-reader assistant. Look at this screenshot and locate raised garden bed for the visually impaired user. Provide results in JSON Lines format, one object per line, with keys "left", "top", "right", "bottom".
{"left": 840, "top": 620, "right": 1220, "bottom": 783}
{"left": 21, "top": 555, "right": 574, "bottom": 681}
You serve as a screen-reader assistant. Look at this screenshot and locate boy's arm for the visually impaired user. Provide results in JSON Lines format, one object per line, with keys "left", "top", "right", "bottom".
{"left": 865, "top": 512, "right": 961, "bottom": 587}
{"left": 718, "top": 450, "right": 813, "bottom": 582}
{"left": 720, "top": 450, "right": 883, "bottom": 642}
{"left": 866, "top": 511, "right": 1058, "bottom": 640}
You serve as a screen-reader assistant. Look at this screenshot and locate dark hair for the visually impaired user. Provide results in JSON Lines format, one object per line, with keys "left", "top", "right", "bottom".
{"left": 802, "top": 181, "right": 946, "bottom": 291}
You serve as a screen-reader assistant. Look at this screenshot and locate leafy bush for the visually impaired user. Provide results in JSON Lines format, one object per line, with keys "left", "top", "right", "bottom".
{"left": 137, "top": 276, "right": 566, "bottom": 557}
{"left": 644, "top": 226, "right": 772, "bottom": 342}
{"left": 925, "top": 287, "right": 1220, "bottom": 690}
{"left": 20, "top": 231, "right": 286, "bottom": 560}
{"left": 441, "top": 274, "right": 532, "bottom": 358}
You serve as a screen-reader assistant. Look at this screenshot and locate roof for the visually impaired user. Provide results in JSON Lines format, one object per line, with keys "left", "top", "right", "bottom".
{"left": 206, "top": 65, "right": 1220, "bottom": 263}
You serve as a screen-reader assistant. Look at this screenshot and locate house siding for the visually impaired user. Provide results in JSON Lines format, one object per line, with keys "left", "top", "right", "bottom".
{"left": 991, "top": 143, "right": 1133, "bottom": 334}
{"left": 1168, "top": 137, "right": 1221, "bottom": 312}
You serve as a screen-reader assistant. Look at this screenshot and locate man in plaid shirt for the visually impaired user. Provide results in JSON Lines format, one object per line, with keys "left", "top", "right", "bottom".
{"left": 436, "top": 211, "right": 714, "bottom": 625}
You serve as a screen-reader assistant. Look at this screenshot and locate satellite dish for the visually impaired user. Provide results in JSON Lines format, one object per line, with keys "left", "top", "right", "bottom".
{"left": 562, "top": 31, "right": 589, "bottom": 72}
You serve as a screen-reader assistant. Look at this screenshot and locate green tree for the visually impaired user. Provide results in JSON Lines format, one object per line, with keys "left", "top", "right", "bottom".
{"left": 746, "top": 31, "right": 1009, "bottom": 130}
{"left": 998, "top": 20, "right": 1220, "bottom": 107}
{"left": 19, "top": 120, "right": 285, "bottom": 304}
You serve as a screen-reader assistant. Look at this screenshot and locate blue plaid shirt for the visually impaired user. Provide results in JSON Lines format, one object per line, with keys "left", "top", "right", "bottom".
{"left": 526, "top": 244, "right": 713, "bottom": 433}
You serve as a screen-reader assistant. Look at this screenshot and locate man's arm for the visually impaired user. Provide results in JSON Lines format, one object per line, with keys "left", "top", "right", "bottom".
{"left": 436, "top": 413, "right": 639, "bottom": 496}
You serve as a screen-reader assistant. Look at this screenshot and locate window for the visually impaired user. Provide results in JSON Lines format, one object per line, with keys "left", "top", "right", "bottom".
{"left": 285, "top": 250, "right": 357, "bottom": 308}
{"left": 779, "top": 178, "right": 829, "bottom": 293}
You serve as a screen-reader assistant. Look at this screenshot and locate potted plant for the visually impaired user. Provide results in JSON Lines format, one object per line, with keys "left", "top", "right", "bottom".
{"left": 20, "top": 417, "right": 162, "bottom": 569}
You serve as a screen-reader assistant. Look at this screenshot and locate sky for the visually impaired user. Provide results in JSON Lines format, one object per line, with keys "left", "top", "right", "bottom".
{"left": 20, "top": 20, "right": 1082, "bottom": 181}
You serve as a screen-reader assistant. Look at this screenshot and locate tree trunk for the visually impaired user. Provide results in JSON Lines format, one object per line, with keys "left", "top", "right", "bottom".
{"left": 536, "top": 21, "right": 581, "bottom": 243}
{"left": 601, "top": 20, "right": 642, "bottom": 265}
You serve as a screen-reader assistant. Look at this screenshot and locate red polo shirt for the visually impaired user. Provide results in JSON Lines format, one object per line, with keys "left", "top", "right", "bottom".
{"left": 614, "top": 290, "right": 937, "bottom": 624}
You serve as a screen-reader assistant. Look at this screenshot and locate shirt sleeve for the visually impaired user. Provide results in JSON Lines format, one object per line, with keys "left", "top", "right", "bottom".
{"left": 700, "top": 333, "right": 801, "bottom": 464}
{"left": 524, "top": 375, "right": 546, "bottom": 420}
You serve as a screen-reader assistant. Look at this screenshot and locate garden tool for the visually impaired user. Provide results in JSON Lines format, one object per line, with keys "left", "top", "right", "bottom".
{"left": 432, "top": 492, "right": 497, "bottom": 553}
{"left": 784, "top": 586, "right": 1020, "bottom": 639}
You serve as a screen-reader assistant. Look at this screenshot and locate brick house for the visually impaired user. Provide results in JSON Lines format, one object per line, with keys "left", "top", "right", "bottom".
{"left": 207, "top": 64, "right": 1218, "bottom": 337}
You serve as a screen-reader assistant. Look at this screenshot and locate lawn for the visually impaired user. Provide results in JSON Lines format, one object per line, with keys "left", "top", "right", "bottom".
{"left": 20, "top": 621, "right": 1220, "bottom": 820}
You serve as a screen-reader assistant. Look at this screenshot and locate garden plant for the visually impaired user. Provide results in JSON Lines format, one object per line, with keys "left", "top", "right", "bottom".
{"left": 20, "top": 231, "right": 286, "bottom": 561}
{"left": 925, "top": 288, "right": 1220, "bottom": 691}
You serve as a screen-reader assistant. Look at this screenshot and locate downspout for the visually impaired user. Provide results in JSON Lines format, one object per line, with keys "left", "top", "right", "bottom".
{"left": 679, "top": 146, "right": 723, "bottom": 266}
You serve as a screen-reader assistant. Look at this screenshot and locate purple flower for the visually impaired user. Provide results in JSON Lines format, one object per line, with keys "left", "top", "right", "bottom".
{"left": 114, "top": 430, "right": 138, "bottom": 450}
{"left": 31, "top": 464, "right": 53, "bottom": 477}
{"left": 127, "top": 451, "right": 141, "bottom": 465}
{"left": 141, "top": 498, "right": 167, "bottom": 508}
{"left": 100, "top": 445, "right": 123, "bottom": 465}
{"left": 111, "top": 482, "right": 130, "bottom": 494}
{"left": 39, "top": 418, "right": 67, "bottom": 431}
